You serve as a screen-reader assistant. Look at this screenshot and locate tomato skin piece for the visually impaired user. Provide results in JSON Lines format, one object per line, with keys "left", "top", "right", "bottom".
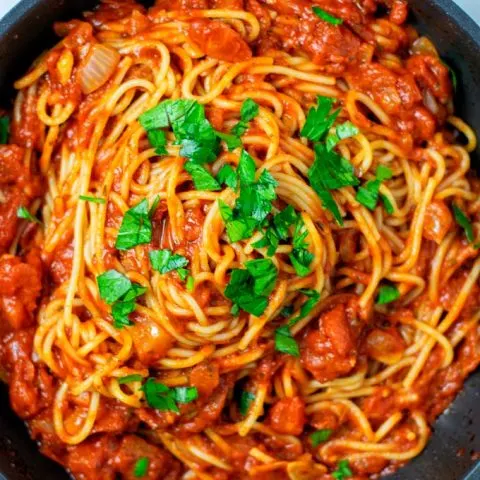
{"left": 188, "top": 19, "right": 252, "bottom": 63}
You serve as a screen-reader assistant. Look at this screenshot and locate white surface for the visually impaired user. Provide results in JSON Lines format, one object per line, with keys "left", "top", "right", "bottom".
{"left": 0, "top": 0, "right": 479, "bottom": 27}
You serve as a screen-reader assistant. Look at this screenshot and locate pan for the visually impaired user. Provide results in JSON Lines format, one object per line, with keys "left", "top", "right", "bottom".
{"left": 0, "top": 1, "right": 480, "bottom": 479}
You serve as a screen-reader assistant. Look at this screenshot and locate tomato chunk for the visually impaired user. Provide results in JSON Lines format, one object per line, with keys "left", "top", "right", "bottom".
{"left": 268, "top": 396, "right": 305, "bottom": 435}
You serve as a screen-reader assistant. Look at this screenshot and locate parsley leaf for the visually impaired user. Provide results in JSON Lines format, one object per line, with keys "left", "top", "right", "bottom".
{"left": 17, "top": 206, "right": 41, "bottom": 224}
{"left": 310, "top": 429, "right": 332, "bottom": 447}
{"left": 376, "top": 284, "right": 400, "bottom": 305}
{"left": 218, "top": 150, "right": 278, "bottom": 243}
{"left": 0, "top": 116, "right": 9, "bottom": 144}
{"left": 289, "top": 216, "right": 314, "bottom": 277}
{"left": 184, "top": 161, "right": 221, "bottom": 191}
{"left": 134, "top": 457, "right": 149, "bottom": 478}
{"left": 309, "top": 143, "right": 359, "bottom": 225}
{"left": 217, "top": 164, "right": 238, "bottom": 190}
{"left": 275, "top": 326, "right": 300, "bottom": 357}
{"left": 245, "top": 258, "right": 278, "bottom": 296}
{"left": 326, "top": 121, "right": 359, "bottom": 151}
{"left": 301, "top": 96, "right": 340, "bottom": 142}
{"left": 231, "top": 98, "right": 260, "bottom": 137}
{"left": 79, "top": 195, "right": 106, "bottom": 204}
{"left": 140, "top": 99, "right": 220, "bottom": 164}
{"left": 141, "top": 379, "right": 198, "bottom": 412}
{"left": 224, "top": 260, "right": 278, "bottom": 316}
{"left": 186, "top": 275, "right": 195, "bottom": 292}
{"left": 452, "top": 204, "right": 474, "bottom": 243}
{"left": 380, "top": 194, "right": 395, "bottom": 215}
{"left": 332, "top": 460, "right": 352, "bottom": 480}
{"left": 312, "top": 6, "right": 343, "bottom": 25}
{"left": 97, "top": 270, "right": 146, "bottom": 328}
{"left": 288, "top": 289, "right": 320, "bottom": 326}
{"left": 115, "top": 199, "right": 154, "bottom": 250}
{"left": 147, "top": 129, "right": 168, "bottom": 155}
{"left": 149, "top": 249, "right": 189, "bottom": 274}
{"left": 239, "top": 390, "right": 255, "bottom": 416}
{"left": 97, "top": 270, "right": 132, "bottom": 304}
{"left": 253, "top": 205, "right": 298, "bottom": 256}
{"left": 118, "top": 374, "right": 143, "bottom": 384}
{"left": 174, "top": 386, "right": 199, "bottom": 403}
{"left": 215, "top": 130, "right": 242, "bottom": 151}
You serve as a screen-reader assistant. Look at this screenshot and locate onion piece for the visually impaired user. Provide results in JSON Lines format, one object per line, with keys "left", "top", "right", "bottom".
{"left": 423, "top": 88, "right": 439, "bottom": 115}
{"left": 79, "top": 44, "right": 120, "bottom": 95}
{"left": 411, "top": 36, "right": 439, "bottom": 57}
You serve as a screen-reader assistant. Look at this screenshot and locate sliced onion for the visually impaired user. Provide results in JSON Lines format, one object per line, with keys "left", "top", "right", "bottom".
{"left": 423, "top": 88, "right": 439, "bottom": 115}
{"left": 79, "top": 44, "right": 120, "bottom": 95}
{"left": 411, "top": 36, "right": 439, "bottom": 57}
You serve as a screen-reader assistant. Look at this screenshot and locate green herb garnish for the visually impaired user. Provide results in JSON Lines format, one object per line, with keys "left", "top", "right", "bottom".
{"left": 147, "top": 129, "right": 168, "bottom": 155}
{"left": 216, "top": 164, "right": 238, "bottom": 190}
{"left": 376, "top": 284, "right": 400, "bottom": 305}
{"left": 97, "top": 270, "right": 146, "bottom": 328}
{"left": 312, "top": 6, "right": 343, "bottom": 25}
{"left": 310, "top": 429, "right": 333, "bottom": 447}
{"left": 231, "top": 98, "right": 260, "bottom": 137}
{"left": 224, "top": 258, "right": 278, "bottom": 316}
{"left": 184, "top": 161, "right": 221, "bottom": 191}
{"left": 301, "top": 96, "right": 340, "bottom": 142}
{"left": 79, "top": 195, "right": 106, "bottom": 204}
{"left": 452, "top": 204, "right": 474, "bottom": 243}
{"left": 355, "top": 165, "right": 393, "bottom": 211}
{"left": 118, "top": 374, "right": 143, "bottom": 384}
{"left": 17, "top": 206, "right": 41, "bottom": 224}
{"left": 332, "top": 460, "right": 352, "bottom": 480}
{"left": 115, "top": 198, "right": 156, "bottom": 250}
{"left": 274, "top": 325, "right": 300, "bottom": 357}
{"left": 239, "top": 390, "right": 255, "bottom": 416}
{"left": 141, "top": 378, "right": 198, "bottom": 412}
{"left": 0, "top": 116, "right": 9, "bottom": 144}
{"left": 149, "top": 249, "right": 189, "bottom": 274}
{"left": 133, "top": 457, "right": 149, "bottom": 478}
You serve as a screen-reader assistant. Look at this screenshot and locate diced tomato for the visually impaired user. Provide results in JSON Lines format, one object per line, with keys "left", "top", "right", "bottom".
{"left": 268, "top": 396, "right": 306, "bottom": 435}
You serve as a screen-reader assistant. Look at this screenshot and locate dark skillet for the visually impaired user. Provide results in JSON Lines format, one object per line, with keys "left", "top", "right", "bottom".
{"left": 1, "top": 1, "right": 480, "bottom": 479}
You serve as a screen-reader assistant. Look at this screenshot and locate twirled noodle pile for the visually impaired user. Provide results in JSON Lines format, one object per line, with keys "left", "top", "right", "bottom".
{"left": 5, "top": 0, "right": 480, "bottom": 478}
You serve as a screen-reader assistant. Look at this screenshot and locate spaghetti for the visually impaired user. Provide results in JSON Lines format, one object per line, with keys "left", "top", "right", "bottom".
{"left": 0, "top": 0, "right": 479, "bottom": 478}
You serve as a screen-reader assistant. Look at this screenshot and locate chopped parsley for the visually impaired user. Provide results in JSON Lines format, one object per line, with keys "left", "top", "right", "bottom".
{"left": 376, "top": 284, "right": 400, "bottom": 305}
{"left": 452, "top": 204, "right": 474, "bottom": 243}
{"left": 356, "top": 165, "right": 393, "bottom": 211}
{"left": 224, "top": 258, "right": 278, "bottom": 316}
{"left": 253, "top": 205, "right": 298, "bottom": 256}
{"left": 79, "top": 195, "right": 106, "bottom": 204}
{"left": 332, "top": 460, "right": 352, "bottom": 480}
{"left": 310, "top": 429, "right": 333, "bottom": 447}
{"left": 274, "top": 289, "right": 320, "bottom": 356}
{"left": 215, "top": 130, "right": 242, "bottom": 151}
{"left": 380, "top": 193, "right": 395, "bottom": 214}
{"left": 239, "top": 390, "right": 255, "bottom": 416}
{"left": 231, "top": 98, "right": 260, "bottom": 137}
{"left": 149, "top": 249, "right": 189, "bottom": 274}
{"left": 218, "top": 150, "right": 278, "bottom": 243}
{"left": 118, "top": 374, "right": 143, "bottom": 384}
{"left": 133, "top": 457, "right": 149, "bottom": 478}
{"left": 186, "top": 275, "right": 195, "bottom": 292}
{"left": 17, "top": 206, "right": 41, "bottom": 224}
{"left": 115, "top": 198, "right": 157, "bottom": 250}
{"left": 141, "top": 378, "right": 198, "bottom": 412}
{"left": 147, "top": 129, "right": 168, "bottom": 155}
{"left": 289, "top": 216, "right": 314, "bottom": 277}
{"left": 0, "top": 116, "right": 9, "bottom": 144}
{"left": 97, "top": 269, "right": 146, "bottom": 328}
{"left": 275, "top": 326, "right": 300, "bottom": 357}
{"left": 301, "top": 96, "right": 340, "bottom": 142}
{"left": 308, "top": 143, "right": 359, "bottom": 225}
{"left": 184, "top": 161, "right": 221, "bottom": 191}
{"left": 326, "top": 121, "right": 359, "bottom": 151}
{"left": 217, "top": 164, "right": 238, "bottom": 190}
{"left": 312, "top": 6, "right": 344, "bottom": 25}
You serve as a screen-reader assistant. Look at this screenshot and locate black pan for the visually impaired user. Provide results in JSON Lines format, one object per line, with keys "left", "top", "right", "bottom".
{"left": 1, "top": 1, "right": 480, "bottom": 479}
